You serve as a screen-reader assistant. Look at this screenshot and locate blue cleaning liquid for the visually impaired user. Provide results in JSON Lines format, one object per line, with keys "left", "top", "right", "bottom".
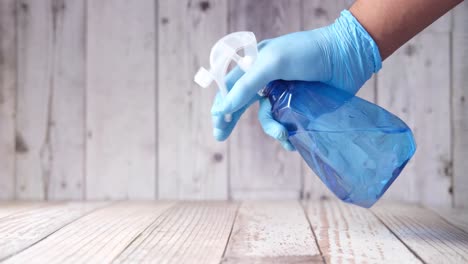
{"left": 264, "top": 80, "right": 416, "bottom": 208}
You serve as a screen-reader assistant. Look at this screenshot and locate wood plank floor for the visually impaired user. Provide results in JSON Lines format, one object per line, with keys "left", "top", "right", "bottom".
{"left": 0, "top": 200, "right": 467, "bottom": 264}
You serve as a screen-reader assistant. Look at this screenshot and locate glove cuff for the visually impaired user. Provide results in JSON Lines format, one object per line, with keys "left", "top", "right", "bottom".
{"left": 339, "top": 10, "right": 382, "bottom": 73}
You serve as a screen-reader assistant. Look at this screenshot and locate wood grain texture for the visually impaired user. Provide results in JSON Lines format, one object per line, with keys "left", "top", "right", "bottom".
{"left": 306, "top": 199, "right": 421, "bottom": 263}
{"left": 0, "top": 202, "right": 107, "bottom": 261}
{"left": 86, "top": 0, "right": 156, "bottom": 199}
{"left": 15, "top": 0, "right": 49, "bottom": 199}
{"left": 3, "top": 202, "right": 173, "bottom": 264}
{"left": 46, "top": 0, "right": 86, "bottom": 200}
{"left": 452, "top": 1, "right": 468, "bottom": 208}
{"left": 157, "top": 0, "right": 228, "bottom": 199}
{"left": 115, "top": 202, "right": 238, "bottom": 263}
{"left": 15, "top": 0, "right": 52, "bottom": 199}
{"left": 0, "top": 201, "right": 466, "bottom": 262}
{"left": 229, "top": 190, "right": 299, "bottom": 200}
{"left": 0, "top": 0, "right": 16, "bottom": 200}
{"left": 222, "top": 201, "right": 322, "bottom": 263}
{"left": 0, "top": 202, "right": 44, "bottom": 219}
{"left": 15, "top": 0, "right": 85, "bottom": 200}
{"left": 228, "top": 0, "right": 303, "bottom": 200}
{"left": 373, "top": 203, "right": 468, "bottom": 263}
{"left": 430, "top": 206, "right": 468, "bottom": 234}
{"left": 377, "top": 32, "right": 452, "bottom": 206}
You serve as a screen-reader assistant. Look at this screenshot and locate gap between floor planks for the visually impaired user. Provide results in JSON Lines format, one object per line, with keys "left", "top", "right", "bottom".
{"left": 0, "top": 201, "right": 467, "bottom": 263}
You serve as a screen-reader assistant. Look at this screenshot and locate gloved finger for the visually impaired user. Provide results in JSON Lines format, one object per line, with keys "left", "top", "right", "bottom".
{"left": 215, "top": 59, "right": 274, "bottom": 115}
{"left": 211, "top": 40, "right": 275, "bottom": 141}
{"left": 257, "top": 39, "right": 270, "bottom": 49}
{"left": 212, "top": 39, "right": 271, "bottom": 115}
{"left": 212, "top": 107, "right": 247, "bottom": 141}
{"left": 258, "top": 99, "right": 288, "bottom": 141}
{"left": 225, "top": 65, "right": 244, "bottom": 92}
{"left": 258, "top": 98, "right": 295, "bottom": 151}
{"left": 210, "top": 65, "right": 243, "bottom": 118}
{"left": 210, "top": 66, "right": 245, "bottom": 141}
{"left": 281, "top": 140, "right": 296, "bottom": 151}
{"left": 224, "top": 39, "right": 270, "bottom": 92}
{"left": 212, "top": 90, "right": 258, "bottom": 141}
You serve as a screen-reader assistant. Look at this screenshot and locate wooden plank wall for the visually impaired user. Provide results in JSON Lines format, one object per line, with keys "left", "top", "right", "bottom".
{"left": 0, "top": 0, "right": 16, "bottom": 199}
{"left": 377, "top": 15, "right": 453, "bottom": 206}
{"left": 228, "top": 0, "right": 303, "bottom": 200}
{"left": 15, "top": 0, "right": 85, "bottom": 200}
{"left": 0, "top": 0, "right": 466, "bottom": 207}
{"left": 158, "top": 0, "right": 228, "bottom": 199}
{"left": 452, "top": 1, "right": 468, "bottom": 208}
{"left": 86, "top": 0, "right": 156, "bottom": 199}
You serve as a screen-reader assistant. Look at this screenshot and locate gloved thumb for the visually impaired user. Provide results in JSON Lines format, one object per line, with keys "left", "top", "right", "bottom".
{"left": 212, "top": 58, "right": 275, "bottom": 116}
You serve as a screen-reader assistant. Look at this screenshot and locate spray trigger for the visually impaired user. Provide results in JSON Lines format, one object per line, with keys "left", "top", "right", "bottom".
{"left": 194, "top": 31, "right": 258, "bottom": 122}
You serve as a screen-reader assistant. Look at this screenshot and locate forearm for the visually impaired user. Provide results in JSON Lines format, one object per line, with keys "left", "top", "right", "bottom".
{"left": 349, "top": 0, "right": 463, "bottom": 60}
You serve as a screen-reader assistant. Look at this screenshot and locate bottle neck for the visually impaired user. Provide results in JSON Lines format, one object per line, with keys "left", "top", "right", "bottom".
{"left": 262, "top": 80, "right": 289, "bottom": 102}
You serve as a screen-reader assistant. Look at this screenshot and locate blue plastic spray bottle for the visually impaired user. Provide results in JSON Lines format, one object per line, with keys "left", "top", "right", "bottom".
{"left": 194, "top": 32, "right": 416, "bottom": 208}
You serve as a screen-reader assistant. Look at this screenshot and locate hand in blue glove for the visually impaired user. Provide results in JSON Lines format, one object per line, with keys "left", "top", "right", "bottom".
{"left": 211, "top": 10, "right": 382, "bottom": 150}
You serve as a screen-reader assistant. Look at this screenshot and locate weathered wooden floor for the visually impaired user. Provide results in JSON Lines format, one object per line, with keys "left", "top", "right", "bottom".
{"left": 0, "top": 200, "right": 467, "bottom": 263}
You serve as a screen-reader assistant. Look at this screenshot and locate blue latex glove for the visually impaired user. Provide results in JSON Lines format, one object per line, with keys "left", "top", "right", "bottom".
{"left": 211, "top": 10, "right": 382, "bottom": 150}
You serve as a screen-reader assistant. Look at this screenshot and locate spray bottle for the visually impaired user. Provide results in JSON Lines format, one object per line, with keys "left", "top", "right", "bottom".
{"left": 194, "top": 32, "right": 416, "bottom": 208}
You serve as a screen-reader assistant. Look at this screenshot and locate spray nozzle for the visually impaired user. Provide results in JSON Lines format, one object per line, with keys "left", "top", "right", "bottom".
{"left": 194, "top": 31, "right": 258, "bottom": 122}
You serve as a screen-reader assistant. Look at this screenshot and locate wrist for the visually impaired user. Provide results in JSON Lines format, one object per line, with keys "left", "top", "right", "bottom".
{"left": 339, "top": 10, "right": 382, "bottom": 73}
{"left": 325, "top": 10, "right": 382, "bottom": 93}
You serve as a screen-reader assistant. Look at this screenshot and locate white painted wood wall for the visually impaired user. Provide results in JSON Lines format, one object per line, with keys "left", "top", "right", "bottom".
{"left": 0, "top": 0, "right": 466, "bottom": 208}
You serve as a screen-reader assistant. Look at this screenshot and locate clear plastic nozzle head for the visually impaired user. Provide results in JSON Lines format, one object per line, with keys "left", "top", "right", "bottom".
{"left": 194, "top": 31, "right": 258, "bottom": 122}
